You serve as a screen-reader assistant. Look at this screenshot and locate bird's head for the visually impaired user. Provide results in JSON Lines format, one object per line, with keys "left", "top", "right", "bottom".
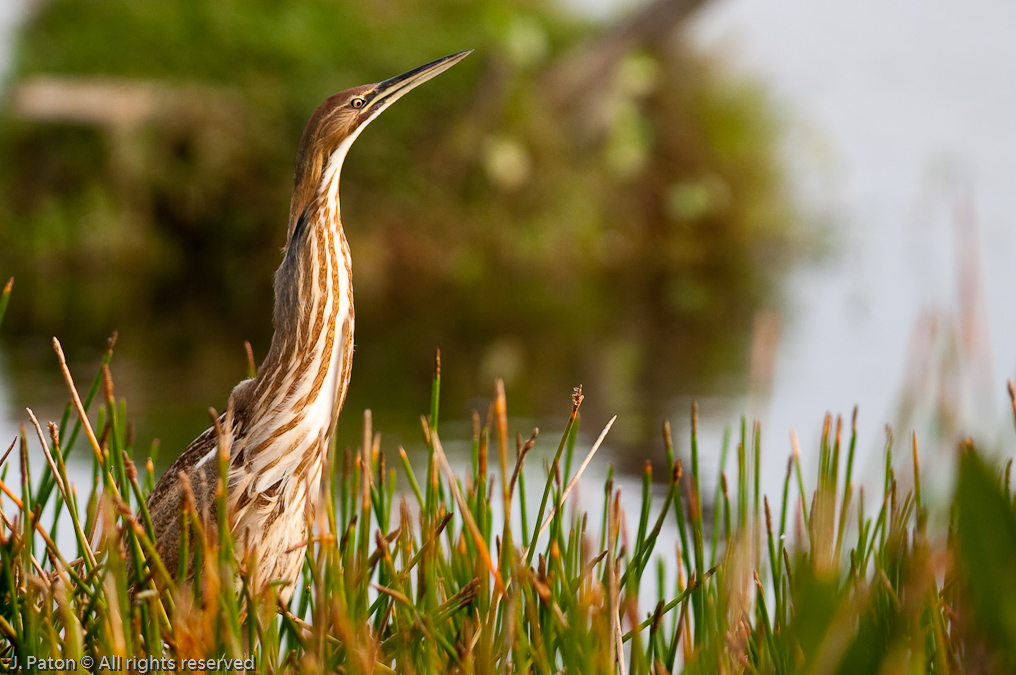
{"left": 288, "top": 50, "right": 472, "bottom": 236}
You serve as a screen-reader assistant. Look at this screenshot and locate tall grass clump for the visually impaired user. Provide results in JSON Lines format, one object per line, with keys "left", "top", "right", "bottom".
{"left": 3, "top": 273, "right": 1016, "bottom": 673}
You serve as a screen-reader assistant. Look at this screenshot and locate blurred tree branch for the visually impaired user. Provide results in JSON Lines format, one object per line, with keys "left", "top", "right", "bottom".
{"left": 543, "top": 0, "right": 710, "bottom": 131}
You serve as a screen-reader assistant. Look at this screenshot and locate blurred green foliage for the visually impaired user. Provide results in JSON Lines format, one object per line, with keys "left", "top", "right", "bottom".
{"left": 0, "top": 0, "right": 801, "bottom": 450}
{"left": 956, "top": 447, "right": 1016, "bottom": 665}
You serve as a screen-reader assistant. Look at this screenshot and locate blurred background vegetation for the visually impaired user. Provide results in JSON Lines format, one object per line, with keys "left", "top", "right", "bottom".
{"left": 0, "top": 0, "right": 805, "bottom": 464}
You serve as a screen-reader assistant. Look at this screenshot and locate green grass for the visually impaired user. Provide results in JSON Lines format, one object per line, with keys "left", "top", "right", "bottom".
{"left": 2, "top": 275, "right": 1016, "bottom": 673}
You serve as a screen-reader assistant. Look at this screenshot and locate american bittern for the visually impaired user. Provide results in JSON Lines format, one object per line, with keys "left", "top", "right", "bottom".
{"left": 143, "top": 51, "right": 471, "bottom": 600}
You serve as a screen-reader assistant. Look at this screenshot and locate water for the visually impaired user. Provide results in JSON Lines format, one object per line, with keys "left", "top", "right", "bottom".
{"left": 688, "top": 0, "right": 1016, "bottom": 499}
{"left": 4, "top": 0, "right": 1016, "bottom": 512}
{"left": 0, "top": 0, "right": 24, "bottom": 458}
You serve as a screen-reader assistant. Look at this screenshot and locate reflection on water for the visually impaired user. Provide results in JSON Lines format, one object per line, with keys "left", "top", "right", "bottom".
{"left": 6, "top": 0, "right": 1016, "bottom": 509}
{"left": 0, "top": 316, "right": 750, "bottom": 482}
{"left": 0, "top": 2, "right": 800, "bottom": 482}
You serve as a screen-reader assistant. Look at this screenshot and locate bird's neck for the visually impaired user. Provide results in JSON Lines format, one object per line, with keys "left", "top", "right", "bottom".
{"left": 249, "top": 166, "right": 355, "bottom": 434}
{"left": 221, "top": 161, "right": 353, "bottom": 555}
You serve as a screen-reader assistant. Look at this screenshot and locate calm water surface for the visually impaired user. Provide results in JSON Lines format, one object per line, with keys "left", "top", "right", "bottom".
{"left": 690, "top": 0, "right": 1016, "bottom": 500}
{"left": 4, "top": 0, "right": 1016, "bottom": 510}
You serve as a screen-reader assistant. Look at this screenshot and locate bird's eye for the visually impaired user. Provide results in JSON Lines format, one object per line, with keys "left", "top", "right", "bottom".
{"left": 351, "top": 96, "right": 366, "bottom": 109}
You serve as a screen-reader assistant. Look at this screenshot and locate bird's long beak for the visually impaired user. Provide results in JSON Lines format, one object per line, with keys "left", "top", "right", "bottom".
{"left": 360, "top": 50, "right": 472, "bottom": 121}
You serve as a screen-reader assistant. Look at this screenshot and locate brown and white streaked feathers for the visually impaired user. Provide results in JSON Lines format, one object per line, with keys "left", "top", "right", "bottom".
{"left": 142, "top": 51, "right": 471, "bottom": 600}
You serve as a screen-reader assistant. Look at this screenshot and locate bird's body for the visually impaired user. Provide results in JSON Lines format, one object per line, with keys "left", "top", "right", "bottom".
{"left": 142, "top": 52, "right": 470, "bottom": 600}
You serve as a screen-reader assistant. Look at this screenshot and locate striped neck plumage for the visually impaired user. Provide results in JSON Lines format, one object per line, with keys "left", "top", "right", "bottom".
{"left": 251, "top": 152, "right": 354, "bottom": 434}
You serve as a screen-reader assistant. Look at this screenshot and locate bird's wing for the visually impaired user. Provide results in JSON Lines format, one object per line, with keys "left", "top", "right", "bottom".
{"left": 143, "top": 425, "right": 221, "bottom": 580}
